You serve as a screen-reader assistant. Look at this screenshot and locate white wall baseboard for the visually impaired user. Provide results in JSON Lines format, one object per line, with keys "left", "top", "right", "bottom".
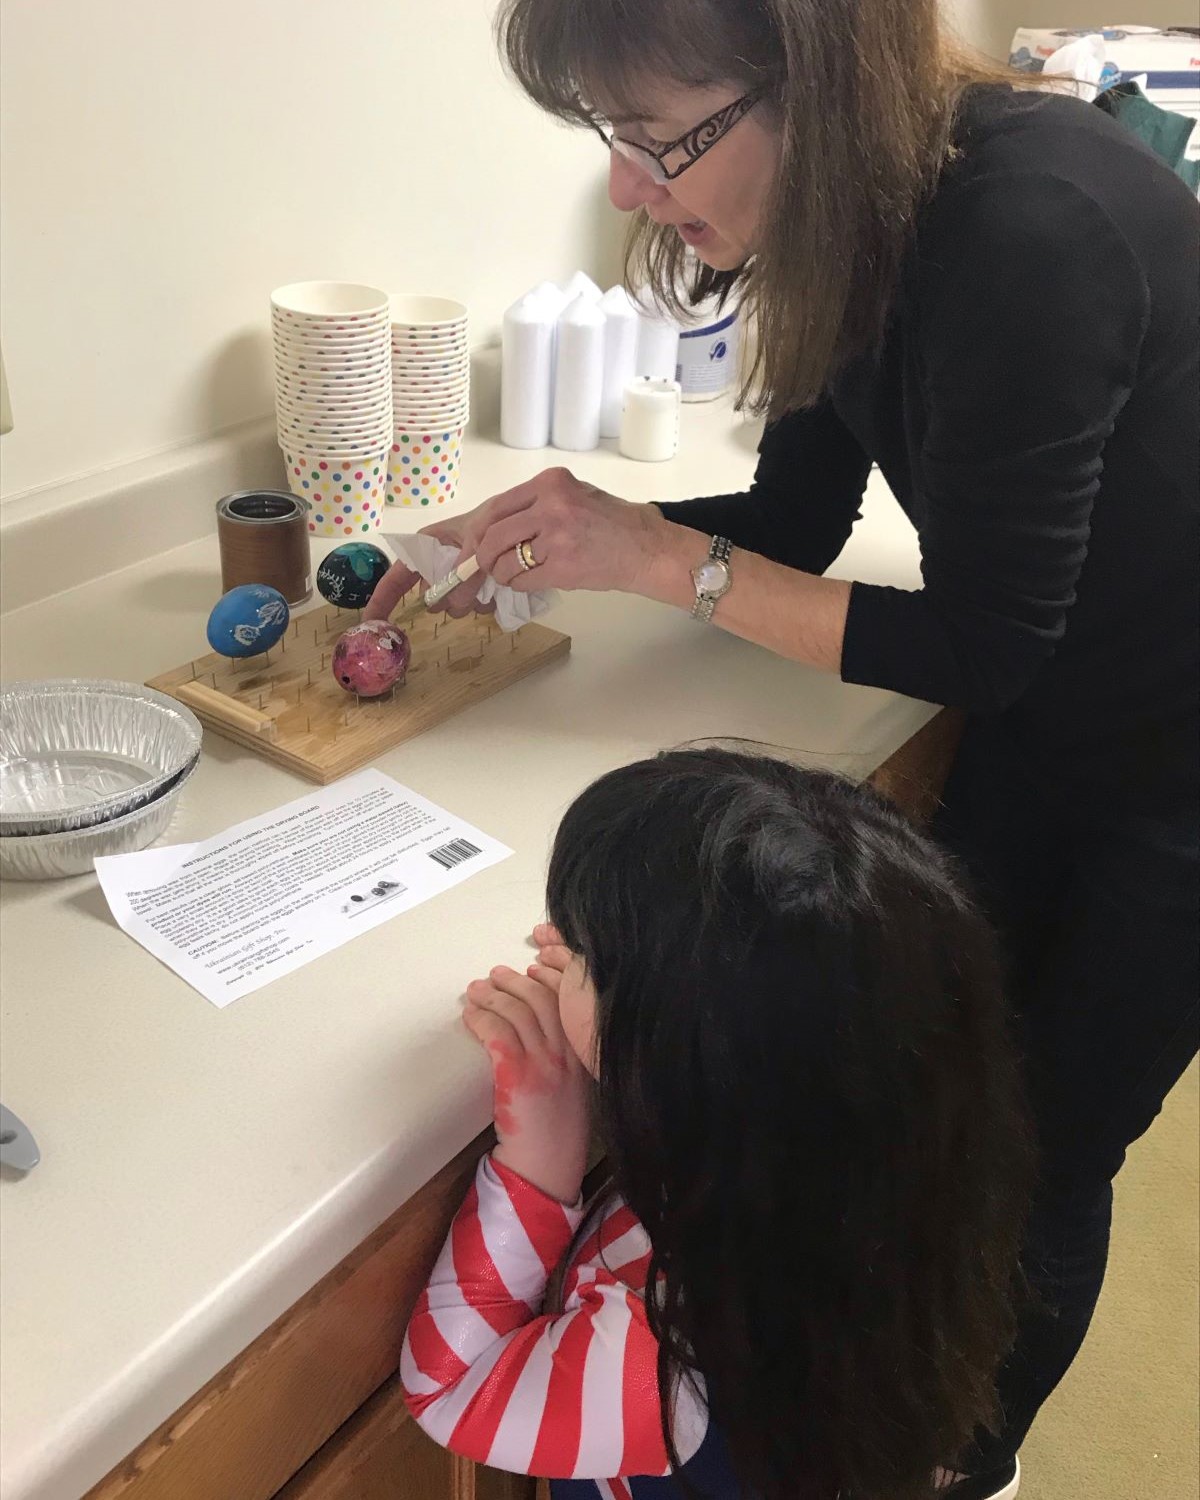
{"left": 0, "top": 419, "right": 284, "bottom": 613}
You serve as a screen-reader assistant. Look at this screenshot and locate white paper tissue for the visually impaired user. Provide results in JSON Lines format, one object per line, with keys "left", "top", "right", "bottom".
{"left": 383, "top": 532, "right": 557, "bottom": 633}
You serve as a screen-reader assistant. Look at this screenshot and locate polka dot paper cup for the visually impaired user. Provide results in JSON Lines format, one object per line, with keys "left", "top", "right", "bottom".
{"left": 387, "top": 428, "right": 464, "bottom": 508}
{"left": 389, "top": 294, "right": 467, "bottom": 330}
{"left": 393, "top": 409, "right": 469, "bottom": 433}
{"left": 272, "top": 281, "right": 390, "bottom": 327}
{"left": 277, "top": 372, "right": 391, "bottom": 399}
{"left": 277, "top": 417, "right": 393, "bottom": 451}
{"left": 276, "top": 393, "right": 393, "bottom": 419}
{"left": 392, "top": 372, "right": 469, "bottom": 395}
{"left": 283, "top": 447, "right": 390, "bottom": 536}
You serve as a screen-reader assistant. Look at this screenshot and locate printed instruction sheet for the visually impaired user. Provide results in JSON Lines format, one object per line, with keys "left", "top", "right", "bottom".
{"left": 95, "top": 770, "right": 512, "bottom": 1007}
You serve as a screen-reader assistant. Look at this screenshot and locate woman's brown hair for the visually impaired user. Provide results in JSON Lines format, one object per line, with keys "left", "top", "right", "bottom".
{"left": 495, "top": 0, "right": 1038, "bottom": 420}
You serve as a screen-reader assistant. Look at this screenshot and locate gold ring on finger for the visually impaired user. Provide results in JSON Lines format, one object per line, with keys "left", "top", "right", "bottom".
{"left": 516, "top": 539, "right": 538, "bottom": 571}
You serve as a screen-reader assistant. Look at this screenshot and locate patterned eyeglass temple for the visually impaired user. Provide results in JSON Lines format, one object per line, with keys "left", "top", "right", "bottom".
{"left": 588, "top": 88, "right": 765, "bottom": 184}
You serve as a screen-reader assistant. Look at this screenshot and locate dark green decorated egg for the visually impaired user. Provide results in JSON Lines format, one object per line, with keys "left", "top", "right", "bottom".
{"left": 316, "top": 542, "right": 392, "bottom": 610}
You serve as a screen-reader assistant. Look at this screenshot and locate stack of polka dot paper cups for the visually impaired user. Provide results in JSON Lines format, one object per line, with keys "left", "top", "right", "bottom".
{"left": 272, "top": 281, "right": 392, "bottom": 538}
{"left": 388, "top": 296, "right": 469, "bottom": 509}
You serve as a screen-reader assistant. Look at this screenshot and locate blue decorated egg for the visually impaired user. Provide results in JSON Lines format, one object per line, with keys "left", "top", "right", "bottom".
{"left": 316, "top": 542, "right": 392, "bottom": 610}
{"left": 206, "top": 584, "right": 290, "bottom": 658}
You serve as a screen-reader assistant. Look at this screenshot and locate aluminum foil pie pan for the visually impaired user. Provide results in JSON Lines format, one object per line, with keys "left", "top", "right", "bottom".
{"left": 0, "top": 679, "right": 202, "bottom": 836}
{"left": 0, "top": 752, "right": 200, "bottom": 881}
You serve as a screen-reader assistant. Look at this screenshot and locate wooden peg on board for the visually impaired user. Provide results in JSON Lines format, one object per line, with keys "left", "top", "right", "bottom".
{"left": 176, "top": 680, "right": 279, "bottom": 741}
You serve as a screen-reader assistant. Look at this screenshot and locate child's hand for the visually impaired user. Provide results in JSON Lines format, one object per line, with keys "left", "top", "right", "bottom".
{"left": 531, "top": 923, "right": 572, "bottom": 974}
{"left": 464, "top": 963, "right": 591, "bottom": 1205}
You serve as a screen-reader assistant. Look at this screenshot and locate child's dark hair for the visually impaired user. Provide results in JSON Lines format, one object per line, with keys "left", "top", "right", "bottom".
{"left": 546, "top": 748, "right": 1032, "bottom": 1500}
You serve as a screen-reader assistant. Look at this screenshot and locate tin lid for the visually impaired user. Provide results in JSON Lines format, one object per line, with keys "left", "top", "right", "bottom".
{"left": 216, "top": 491, "right": 309, "bottom": 524}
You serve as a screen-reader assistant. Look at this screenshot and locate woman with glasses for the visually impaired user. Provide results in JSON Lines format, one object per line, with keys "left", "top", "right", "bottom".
{"left": 375, "top": 3, "right": 1199, "bottom": 1497}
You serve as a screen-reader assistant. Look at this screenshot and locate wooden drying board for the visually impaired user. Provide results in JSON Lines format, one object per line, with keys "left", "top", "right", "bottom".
{"left": 146, "top": 599, "right": 571, "bottom": 784}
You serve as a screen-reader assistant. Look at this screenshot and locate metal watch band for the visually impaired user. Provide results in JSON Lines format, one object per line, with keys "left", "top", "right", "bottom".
{"left": 691, "top": 535, "right": 733, "bottom": 623}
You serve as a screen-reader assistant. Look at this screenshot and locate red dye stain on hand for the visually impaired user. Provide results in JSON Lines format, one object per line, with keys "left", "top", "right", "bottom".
{"left": 489, "top": 1044, "right": 522, "bottom": 1135}
{"left": 487, "top": 1041, "right": 569, "bottom": 1136}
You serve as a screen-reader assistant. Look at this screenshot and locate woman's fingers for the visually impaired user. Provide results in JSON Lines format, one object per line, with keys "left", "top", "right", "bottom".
{"left": 462, "top": 475, "right": 553, "bottom": 546}
{"left": 363, "top": 560, "right": 423, "bottom": 622}
{"left": 420, "top": 518, "right": 468, "bottom": 545}
{"left": 362, "top": 517, "right": 469, "bottom": 622}
{"left": 437, "top": 570, "right": 491, "bottom": 618}
{"left": 475, "top": 468, "right": 582, "bottom": 587}
{"left": 477, "top": 510, "right": 551, "bottom": 590}
{"left": 434, "top": 484, "right": 546, "bottom": 615}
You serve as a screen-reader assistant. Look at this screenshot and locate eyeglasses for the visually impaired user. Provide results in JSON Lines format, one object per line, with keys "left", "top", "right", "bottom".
{"left": 587, "top": 88, "right": 764, "bottom": 184}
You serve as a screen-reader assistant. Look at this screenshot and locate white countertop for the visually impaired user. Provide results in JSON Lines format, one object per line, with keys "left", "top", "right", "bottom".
{"left": 0, "top": 407, "right": 929, "bottom": 1500}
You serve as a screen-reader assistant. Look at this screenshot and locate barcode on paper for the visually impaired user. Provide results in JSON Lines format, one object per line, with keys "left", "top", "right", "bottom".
{"left": 428, "top": 838, "right": 482, "bottom": 871}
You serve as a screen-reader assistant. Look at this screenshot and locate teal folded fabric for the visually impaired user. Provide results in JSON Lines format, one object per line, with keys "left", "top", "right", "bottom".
{"left": 1096, "top": 81, "right": 1200, "bottom": 194}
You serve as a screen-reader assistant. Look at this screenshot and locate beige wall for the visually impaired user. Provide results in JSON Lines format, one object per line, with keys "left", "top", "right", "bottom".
{"left": 2, "top": 2, "right": 1194, "bottom": 503}
{"left": 0, "top": 0, "right": 617, "bottom": 502}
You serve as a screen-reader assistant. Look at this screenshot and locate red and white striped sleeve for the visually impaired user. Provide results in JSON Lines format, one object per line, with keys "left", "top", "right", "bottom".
{"left": 401, "top": 1154, "right": 708, "bottom": 1479}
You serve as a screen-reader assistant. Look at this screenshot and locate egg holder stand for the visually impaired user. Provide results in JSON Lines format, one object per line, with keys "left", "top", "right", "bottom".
{"left": 145, "top": 595, "right": 571, "bottom": 785}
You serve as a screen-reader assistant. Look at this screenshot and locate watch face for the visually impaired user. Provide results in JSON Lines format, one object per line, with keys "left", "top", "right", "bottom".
{"left": 694, "top": 559, "right": 730, "bottom": 595}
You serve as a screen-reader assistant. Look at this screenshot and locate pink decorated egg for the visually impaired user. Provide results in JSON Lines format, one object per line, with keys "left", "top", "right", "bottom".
{"left": 332, "top": 619, "right": 411, "bottom": 697}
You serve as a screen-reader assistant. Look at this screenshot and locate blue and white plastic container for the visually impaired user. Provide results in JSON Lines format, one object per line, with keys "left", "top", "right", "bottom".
{"left": 676, "top": 302, "right": 740, "bottom": 402}
{"left": 674, "top": 248, "right": 740, "bottom": 402}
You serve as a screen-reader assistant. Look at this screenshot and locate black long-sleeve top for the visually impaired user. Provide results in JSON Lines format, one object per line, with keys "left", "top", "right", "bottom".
{"left": 660, "top": 87, "right": 1199, "bottom": 801}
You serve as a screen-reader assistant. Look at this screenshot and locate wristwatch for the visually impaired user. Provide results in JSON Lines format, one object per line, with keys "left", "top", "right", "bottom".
{"left": 691, "top": 536, "right": 733, "bottom": 623}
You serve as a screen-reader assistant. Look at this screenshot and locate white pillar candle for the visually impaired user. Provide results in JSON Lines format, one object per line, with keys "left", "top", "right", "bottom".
{"left": 532, "top": 280, "right": 571, "bottom": 316}
{"left": 501, "top": 292, "right": 556, "bottom": 449}
{"left": 560, "top": 269, "right": 603, "bottom": 304}
{"left": 598, "top": 286, "right": 640, "bottom": 439}
{"left": 531, "top": 280, "right": 570, "bottom": 397}
{"left": 619, "top": 376, "right": 682, "bottom": 463}
{"left": 632, "top": 288, "right": 681, "bottom": 381}
{"left": 552, "top": 294, "right": 606, "bottom": 452}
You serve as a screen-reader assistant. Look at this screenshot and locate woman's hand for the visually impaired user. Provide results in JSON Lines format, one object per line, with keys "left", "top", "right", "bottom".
{"left": 464, "top": 961, "right": 590, "bottom": 1204}
{"left": 362, "top": 516, "right": 471, "bottom": 621}
{"left": 364, "top": 468, "right": 685, "bottom": 624}
{"left": 471, "top": 465, "right": 668, "bottom": 592}
{"left": 422, "top": 467, "right": 675, "bottom": 618}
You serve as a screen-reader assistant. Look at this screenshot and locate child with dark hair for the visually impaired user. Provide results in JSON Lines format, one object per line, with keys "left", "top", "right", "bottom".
{"left": 402, "top": 749, "right": 1032, "bottom": 1500}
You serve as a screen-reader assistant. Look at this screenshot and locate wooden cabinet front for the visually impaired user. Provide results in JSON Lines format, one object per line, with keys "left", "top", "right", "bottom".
{"left": 83, "top": 1132, "right": 494, "bottom": 1500}
{"left": 277, "top": 1373, "right": 534, "bottom": 1500}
